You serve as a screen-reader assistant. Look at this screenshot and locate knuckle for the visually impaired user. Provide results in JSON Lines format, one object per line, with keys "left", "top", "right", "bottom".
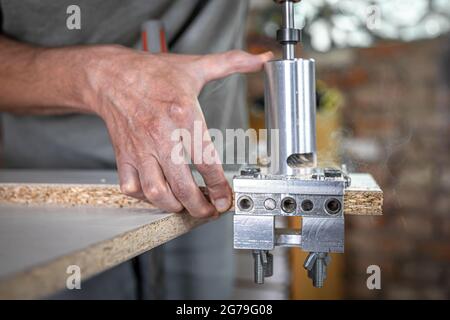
{"left": 160, "top": 199, "right": 183, "bottom": 213}
{"left": 207, "top": 177, "right": 228, "bottom": 191}
{"left": 210, "top": 181, "right": 231, "bottom": 196}
{"left": 171, "top": 183, "right": 192, "bottom": 202}
{"left": 194, "top": 205, "right": 215, "bottom": 218}
{"left": 197, "top": 163, "right": 218, "bottom": 176}
{"left": 226, "top": 50, "right": 245, "bottom": 62}
{"left": 167, "top": 103, "right": 185, "bottom": 120}
{"left": 170, "top": 203, "right": 184, "bottom": 213}
{"left": 143, "top": 184, "right": 167, "bottom": 201}
{"left": 120, "top": 182, "right": 141, "bottom": 196}
{"left": 167, "top": 99, "right": 193, "bottom": 125}
{"left": 198, "top": 165, "right": 227, "bottom": 187}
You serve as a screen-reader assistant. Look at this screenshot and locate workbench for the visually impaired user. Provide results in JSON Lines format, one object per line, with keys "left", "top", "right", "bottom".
{"left": 0, "top": 170, "right": 382, "bottom": 299}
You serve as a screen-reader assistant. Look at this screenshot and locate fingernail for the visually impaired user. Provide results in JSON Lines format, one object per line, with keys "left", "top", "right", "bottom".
{"left": 214, "top": 198, "right": 231, "bottom": 213}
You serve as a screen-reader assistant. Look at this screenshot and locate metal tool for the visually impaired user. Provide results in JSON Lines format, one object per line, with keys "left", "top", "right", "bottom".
{"left": 232, "top": 0, "right": 351, "bottom": 288}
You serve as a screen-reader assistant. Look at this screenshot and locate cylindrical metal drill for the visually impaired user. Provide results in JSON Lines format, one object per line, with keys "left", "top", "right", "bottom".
{"left": 265, "top": 0, "right": 317, "bottom": 176}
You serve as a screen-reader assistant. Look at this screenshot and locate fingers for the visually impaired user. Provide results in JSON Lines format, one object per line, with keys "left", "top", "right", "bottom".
{"left": 189, "top": 111, "right": 232, "bottom": 213}
{"left": 137, "top": 156, "right": 184, "bottom": 213}
{"left": 196, "top": 159, "right": 232, "bottom": 213}
{"left": 198, "top": 50, "right": 273, "bottom": 83}
{"left": 164, "top": 165, "right": 219, "bottom": 218}
{"left": 118, "top": 157, "right": 184, "bottom": 213}
{"left": 158, "top": 141, "right": 219, "bottom": 218}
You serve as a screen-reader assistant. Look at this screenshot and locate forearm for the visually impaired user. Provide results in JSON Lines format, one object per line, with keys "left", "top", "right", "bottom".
{"left": 0, "top": 34, "right": 271, "bottom": 217}
{"left": 0, "top": 35, "right": 94, "bottom": 114}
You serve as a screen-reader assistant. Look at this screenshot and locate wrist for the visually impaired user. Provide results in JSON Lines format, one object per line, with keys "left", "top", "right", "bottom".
{"left": 35, "top": 45, "right": 114, "bottom": 115}
{"left": 78, "top": 44, "right": 131, "bottom": 117}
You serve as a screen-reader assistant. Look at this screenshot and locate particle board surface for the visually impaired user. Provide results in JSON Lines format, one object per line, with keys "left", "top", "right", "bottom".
{"left": 0, "top": 170, "right": 383, "bottom": 215}
{"left": 344, "top": 173, "right": 383, "bottom": 215}
{"left": 0, "top": 169, "right": 382, "bottom": 299}
{"left": 0, "top": 170, "right": 209, "bottom": 299}
{"left": 0, "top": 205, "right": 206, "bottom": 300}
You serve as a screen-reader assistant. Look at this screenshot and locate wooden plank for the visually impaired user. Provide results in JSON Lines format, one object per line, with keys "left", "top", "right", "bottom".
{"left": 0, "top": 169, "right": 382, "bottom": 299}
{"left": 0, "top": 205, "right": 206, "bottom": 299}
{"left": 344, "top": 173, "right": 383, "bottom": 215}
{"left": 0, "top": 170, "right": 383, "bottom": 215}
{"left": 0, "top": 170, "right": 210, "bottom": 299}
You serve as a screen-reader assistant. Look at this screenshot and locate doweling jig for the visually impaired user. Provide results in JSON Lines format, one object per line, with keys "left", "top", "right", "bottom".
{"left": 233, "top": 0, "right": 351, "bottom": 288}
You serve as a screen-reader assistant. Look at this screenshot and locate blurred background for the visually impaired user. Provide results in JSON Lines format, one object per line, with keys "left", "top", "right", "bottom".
{"left": 232, "top": 0, "right": 450, "bottom": 299}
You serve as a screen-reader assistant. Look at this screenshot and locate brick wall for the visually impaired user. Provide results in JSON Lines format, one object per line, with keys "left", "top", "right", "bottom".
{"left": 315, "top": 36, "right": 450, "bottom": 299}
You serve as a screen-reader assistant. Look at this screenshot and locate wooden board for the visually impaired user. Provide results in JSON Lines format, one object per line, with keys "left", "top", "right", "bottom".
{"left": 0, "top": 170, "right": 383, "bottom": 215}
{"left": 0, "top": 170, "right": 382, "bottom": 300}
{"left": 0, "top": 205, "right": 205, "bottom": 300}
{"left": 344, "top": 173, "right": 383, "bottom": 215}
{"left": 0, "top": 170, "right": 209, "bottom": 299}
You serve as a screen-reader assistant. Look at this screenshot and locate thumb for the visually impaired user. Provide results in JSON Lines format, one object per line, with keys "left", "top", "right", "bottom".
{"left": 198, "top": 50, "right": 273, "bottom": 84}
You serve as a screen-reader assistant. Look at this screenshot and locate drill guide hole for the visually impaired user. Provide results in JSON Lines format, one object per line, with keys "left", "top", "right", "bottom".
{"left": 301, "top": 199, "right": 314, "bottom": 212}
{"left": 238, "top": 196, "right": 253, "bottom": 211}
{"left": 325, "top": 198, "right": 341, "bottom": 215}
{"left": 281, "top": 197, "right": 296, "bottom": 213}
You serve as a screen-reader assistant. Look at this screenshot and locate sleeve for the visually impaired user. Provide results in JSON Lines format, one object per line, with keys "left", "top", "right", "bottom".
{"left": 0, "top": 5, "right": 3, "bottom": 33}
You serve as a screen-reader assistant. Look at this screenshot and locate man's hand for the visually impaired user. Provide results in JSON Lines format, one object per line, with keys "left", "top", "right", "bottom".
{"left": 87, "top": 46, "right": 272, "bottom": 218}
{"left": 0, "top": 36, "right": 272, "bottom": 218}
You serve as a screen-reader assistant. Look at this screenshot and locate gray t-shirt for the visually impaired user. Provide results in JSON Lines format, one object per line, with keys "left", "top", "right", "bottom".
{"left": 0, "top": 0, "right": 249, "bottom": 169}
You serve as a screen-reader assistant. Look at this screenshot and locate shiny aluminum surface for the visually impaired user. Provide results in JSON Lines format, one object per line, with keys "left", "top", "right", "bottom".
{"left": 264, "top": 59, "right": 317, "bottom": 175}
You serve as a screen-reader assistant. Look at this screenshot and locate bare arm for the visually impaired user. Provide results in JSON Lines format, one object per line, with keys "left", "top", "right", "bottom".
{"left": 0, "top": 35, "right": 92, "bottom": 114}
{"left": 0, "top": 34, "right": 273, "bottom": 217}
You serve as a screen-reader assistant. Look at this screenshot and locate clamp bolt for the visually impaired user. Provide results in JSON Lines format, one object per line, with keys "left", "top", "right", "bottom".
{"left": 252, "top": 250, "right": 274, "bottom": 284}
{"left": 304, "top": 252, "right": 331, "bottom": 288}
{"left": 241, "top": 167, "right": 261, "bottom": 177}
